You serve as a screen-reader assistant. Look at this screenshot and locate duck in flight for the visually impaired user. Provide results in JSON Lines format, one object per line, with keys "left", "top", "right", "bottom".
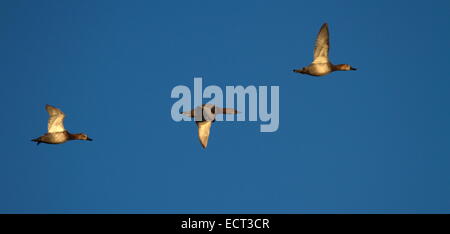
{"left": 32, "top": 104, "right": 93, "bottom": 145}
{"left": 293, "top": 23, "right": 357, "bottom": 76}
{"left": 182, "top": 104, "right": 239, "bottom": 149}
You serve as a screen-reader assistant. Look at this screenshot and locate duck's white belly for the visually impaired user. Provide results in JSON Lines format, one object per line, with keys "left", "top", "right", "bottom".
{"left": 308, "top": 63, "right": 332, "bottom": 76}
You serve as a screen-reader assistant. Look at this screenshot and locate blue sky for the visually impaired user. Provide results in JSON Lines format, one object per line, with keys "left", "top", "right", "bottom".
{"left": 1, "top": 0, "right": 450, "bottom": 213}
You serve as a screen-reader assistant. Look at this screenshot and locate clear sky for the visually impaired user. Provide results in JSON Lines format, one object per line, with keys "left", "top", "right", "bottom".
{"left": 1, "top": 0, "right": 450, "bottom": 213}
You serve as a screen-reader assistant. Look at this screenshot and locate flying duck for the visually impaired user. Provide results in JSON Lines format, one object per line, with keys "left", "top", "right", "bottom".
{"left": 182, "top": 104, "right": 239, "bottom": 149}
{"left": 293, "top": 23, "right": 357, "bottom": 76}
{"left": 32, "top": 104, "right": 93, "bottom": 145}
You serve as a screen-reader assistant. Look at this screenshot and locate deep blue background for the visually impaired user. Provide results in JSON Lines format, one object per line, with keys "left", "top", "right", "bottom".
{"left": 1, "top": 0, "right": 450, "bottom": 213}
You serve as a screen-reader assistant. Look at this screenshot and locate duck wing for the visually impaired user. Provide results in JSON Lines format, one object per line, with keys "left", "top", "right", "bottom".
{"left": 196, "top": 121, "right": 212, "bottom": 148}
{"left": 215, "top": 107, "right": 240, "bottom": 114}
{"left": 181, "top": 109, "right": 195, "bottom": 117}
{"left": 312, "top": 23, "right": 330, "bottom": 64}
{"left": 45, "top": 104, "right": 65, "bottom": 133}
{"left": 182, "top": 106, "right": 208, "bottom": 121}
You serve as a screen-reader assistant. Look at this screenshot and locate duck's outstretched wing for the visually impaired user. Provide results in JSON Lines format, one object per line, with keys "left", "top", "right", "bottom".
{"left": 196, "top": 121, "right": 212, "bottom": 149}
{"left": 181, "top": 109, "right": 195, "bottom": 117}
{"left": 313, "top": 23, "right": 330, "bottom": 64}
{"left": 215, "top": 107, "right": 240, "bottom": 114}
{"left": 45, "top": 104, "right": 65, "bottom": 133}
{"left": 182, "top": 108, "right": 205, "bottom": 121}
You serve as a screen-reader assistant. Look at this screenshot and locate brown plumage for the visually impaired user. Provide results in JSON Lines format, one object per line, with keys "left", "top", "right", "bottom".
{"left": 31, "top": 104, "right": 92, "bottom": 145}
{"left": 293, "top": 23, "right": 357, "bottom": 76}
{"left": 182, "top": 104, "right": 239, "bottom": 149}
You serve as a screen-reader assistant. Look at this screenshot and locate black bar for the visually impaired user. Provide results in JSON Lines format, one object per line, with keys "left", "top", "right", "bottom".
{"left": 1, "top": 214, "right": 449, "bottom": 232}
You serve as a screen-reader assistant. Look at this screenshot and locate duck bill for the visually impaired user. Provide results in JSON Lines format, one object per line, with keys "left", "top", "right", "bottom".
{"left": 86, "top": 137, "right": 93, "bottom": 141}
{"left": 350, "top": 67, "right": 357, "bottom": 71}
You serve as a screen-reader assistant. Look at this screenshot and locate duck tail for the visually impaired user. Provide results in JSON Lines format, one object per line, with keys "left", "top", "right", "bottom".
{"left": 293, "top": 69, "right": 304, "bottom": 74}
{"left": 31, "top": 138, "right": 41, "bottom": 145}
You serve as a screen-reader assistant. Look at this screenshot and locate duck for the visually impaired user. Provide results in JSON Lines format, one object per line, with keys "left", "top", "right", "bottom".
{"left": 182, "top": 104, "right": 239, "bottom": 149}
{"left": 293, "top": 23, "right": 357, "bottom": 76}
{"left": 31, "top": 104, "right": 93, "bottom": 145}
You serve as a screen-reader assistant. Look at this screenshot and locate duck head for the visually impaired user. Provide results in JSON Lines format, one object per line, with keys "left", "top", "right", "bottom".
{"left": 71, "top": 133, "right": 93, "bottom": 141}
{"left": 333, "top": 64, "right": 357, "bottom": 71}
